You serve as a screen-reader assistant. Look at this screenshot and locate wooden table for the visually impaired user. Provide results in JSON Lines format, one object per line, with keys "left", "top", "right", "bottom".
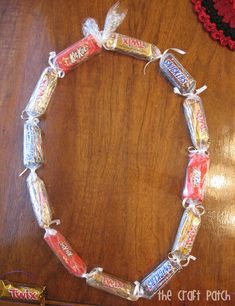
{"left": 0, "top": 0, "right": 234, "bottom": 305}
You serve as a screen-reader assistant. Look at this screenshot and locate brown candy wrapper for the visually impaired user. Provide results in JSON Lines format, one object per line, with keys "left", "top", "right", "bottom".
{"left": 0, "top": 280, "right": 46, "bottom": 305}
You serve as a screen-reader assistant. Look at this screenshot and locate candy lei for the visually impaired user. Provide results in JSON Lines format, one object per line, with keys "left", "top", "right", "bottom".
{"left": 20, "top": 2, "right": 210, "bottom": 302}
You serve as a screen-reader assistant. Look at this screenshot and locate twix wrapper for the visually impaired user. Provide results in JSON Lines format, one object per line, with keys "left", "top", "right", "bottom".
{"left": 0, "top": 279, "right": 46, "bottom": 305}
{"left": 171, "top": 208, "right": 201, "bottom": 259}
{"left": 86, "top": 268, "right": 140, "bottom": 301}
{"left": 104, "top": 33, "right": 161, "bottom": 61}
{"left": 183, "top": 95, "right": 209, "bottom": 150}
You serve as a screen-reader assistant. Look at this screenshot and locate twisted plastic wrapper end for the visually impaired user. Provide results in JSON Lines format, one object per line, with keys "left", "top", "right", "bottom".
{"left": 82, "top": 1, "right": 127, "bottom": 46}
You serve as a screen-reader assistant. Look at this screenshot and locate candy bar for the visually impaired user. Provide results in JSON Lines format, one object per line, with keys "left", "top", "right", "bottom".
{"left": 182, "top": 151, "right": 210, "bottom": 202}
{"left": 104, "top": 33, "right": 161, "bottom": 61}
{"left": 44, "top": 228, "right": 86, "bottom": 277}
{"left": 183, "top": 95, "right": 209, "bottom": 150}
{"left": 159, "top": 53, "right": 196, "bottom": 94}
{"left": 23, "top": 67, "right": 58, "bottom": 118}
{"left": 86, "top": 268, "right": 140, "bottom": 301}
{"left": 23, "top": 118, "right": 43, "bottom": 170}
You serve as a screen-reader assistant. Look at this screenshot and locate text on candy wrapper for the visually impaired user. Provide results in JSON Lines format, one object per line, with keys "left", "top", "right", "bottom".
{"left": 164, "top": 59, "right": 187, "bottom": 84}
{"left": 8, "top": 289, "right": 38, "bottom": 300}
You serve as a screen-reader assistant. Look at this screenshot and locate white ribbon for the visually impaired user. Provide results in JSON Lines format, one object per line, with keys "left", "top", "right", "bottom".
{"left": 173, "top": 85, "right": 207, "bottom": 98}
{"left": 168, "top": 252, "right": 197, "bottom": 268}
{"left": 181, "top": 255, "right": 197, "bottom": 267}
{"left": 143, "top": 48, "right": 186, "bottom": 74}
{"left": 48, "top": 51, "right": 65, "bottom": 78}
{"left": 44, "top": 227, "right": 57, "bottom": 236}
{"left": 19, "top": 168, "right": 28, "bottom": 177}
{"left": 182, "top": 198, "right": 205, "bottom": 218}
{"left": 133, "top": 281, "right": 144, "bottom": 298}
{"left": 49, "top": 219, "right": 61, "bottom": 226}
{"left": 82, "top": 267, "right": 103, "bottom": 279}
{"left": 188, "top": 145, "right": 209, "bottom": 157}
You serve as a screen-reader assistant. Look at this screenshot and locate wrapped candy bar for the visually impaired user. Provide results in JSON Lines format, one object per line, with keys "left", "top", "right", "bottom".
{"left": 183, "top": 95, "right": 209, "bottom": 150}
{"left": 159, "top": 52, "right": 196, "bottom": 94}
{"left": 0, "top": 279, "right": 46, "bottom": 305}
{"left": 23, "top": 118, "right": 43, "bottom": 170}
{"left": 27, "top": 171, "right": 54, "bottom": 228}
{"left": 53, "top": 35, "right": 101, "bottom": 73}
{"left": 23, "top": 67, "right": 58, "bottom": 118}
{"left": 182, "top": 151, "right": 210, "bottom": 202}
{"left": 171, "top": 207, "right": 201, "bottom": 259}
{"left": 52, "top": 2, "right": 127, "bottom": 73}
{"left": 103, "top": 33, "right": 161, "bottom": 61}
{"left": 140, "top": 259, "right": 181, "bottom": 299}
{"left": 44, "top": 228, "right": 86, "bottom": 277}
{"left": 86, "top": 268, "right": 142, "bottom": 301}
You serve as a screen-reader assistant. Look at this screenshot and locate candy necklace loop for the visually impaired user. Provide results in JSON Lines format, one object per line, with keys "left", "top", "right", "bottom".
{"left": 19, "top": 2, "right": 210, "bottom": 302}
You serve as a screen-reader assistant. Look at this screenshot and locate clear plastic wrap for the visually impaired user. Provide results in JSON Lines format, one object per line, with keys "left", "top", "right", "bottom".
{"left": 44, "top": 228, "right": 87, "bottom": 277}
{"left": 82, "top": 2, "right": 127, "bottom": 46}
{"left": 86, "top": 268, "right": 141, "bottom": 301}
{"left": 171, "top": 208, "right": 201, "bottom": 259}
{"left": 140, "top": 259, "right": 181, "bottom": 299}
{"left": 159, "top": 53, "right": 196, "bottom": 94}
{"left": 182, "top": 151, "right": 210, "bottom": 202}
{"left": 54, "top": 35, "right": 101, "bottom": 72}
{"left": 23, "top": 67, "right": 58, "bottom": 118}
{"left": 27, "top": 171, "right": 52, "bottom": 228}
{"left": 23, "top": 118, "right": 43, "bottom": 170}
{"left": 53, "top": 2, "right": 127, "bottom": 73}
{"left": 183, "top": 95, "right": 209, "bottom": 150}
{"left": 103, "top": 33, "right": 161, "bottom": 61}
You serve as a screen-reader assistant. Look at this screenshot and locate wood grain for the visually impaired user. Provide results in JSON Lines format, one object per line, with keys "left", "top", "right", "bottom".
{"left": 0, "top": 1, "right": 234, "bottom": 306}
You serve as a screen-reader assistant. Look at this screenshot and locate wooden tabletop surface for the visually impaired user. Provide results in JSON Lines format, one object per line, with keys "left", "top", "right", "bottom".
{"left": 0, "top": 0, "right": 234, "bottom": 305}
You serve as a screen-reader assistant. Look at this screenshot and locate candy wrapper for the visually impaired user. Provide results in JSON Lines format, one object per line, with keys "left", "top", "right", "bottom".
{"left": 23, "top": 67, "right": 58, "bottom": 118}
{"left": 103, "top": 33, "right": 161, "bottom": 61}
{"left": 0, "top": 279, "right": 46, "bottom": 305}
{"left": 159, "top": 52, "right": 196, "bottom": 94}
{"left": 54, "top": 35, "right": 101, "bottom": 73}
{"left": 183, "top": 95, "right": 209, "bottom": 150}
{"left": 140, "top": 259, "right": 181, "bottom": 299}
{"left": 27, "top": 171, "right": 54, "bottom": 228}
{"left": 86, "top": 268, "right": 142, "bottom": 301}
{"left": 23, "top": 118, "right": 43, "bottom": 170}
{"left": 52, "top": 2, "right": 127, "bottom": 74}
{"left": 44, "top": 228, "right": 86, "bottom": 277}
{"left": 182, "top": 151, "right": 210, "bottom": 202}
{"left": 171, "top": 208, "right": 201, "bottom": 259}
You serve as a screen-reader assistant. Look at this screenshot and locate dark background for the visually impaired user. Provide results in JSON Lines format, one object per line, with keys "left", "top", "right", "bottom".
{"left": 0, "top": 0, "right": 234, "bottom": 305}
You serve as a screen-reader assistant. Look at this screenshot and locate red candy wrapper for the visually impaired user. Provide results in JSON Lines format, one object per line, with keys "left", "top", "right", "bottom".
{"left": 44, "top": 228, "right": 86, "bottom": 277}
{"left": 182, "top": 151, "right": 210, "bottom": 202}
{"left": 54, "top": 34, "right": 101, "bottom": 73}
